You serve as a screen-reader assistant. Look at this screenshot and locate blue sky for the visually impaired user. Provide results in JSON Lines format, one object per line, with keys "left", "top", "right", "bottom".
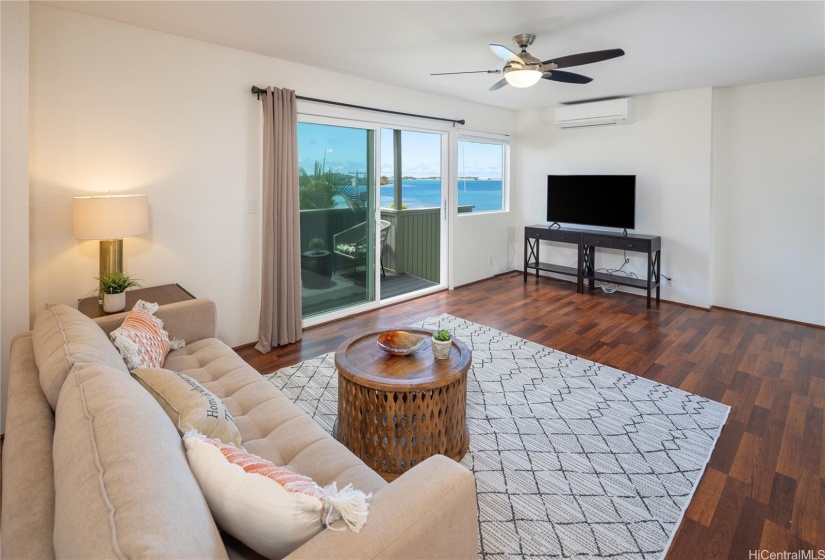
{"left": 297, "top": 123, "right": 502, "bottom": 179}
{"left": 380, "top": 130, "right": 441, "bottom": 177}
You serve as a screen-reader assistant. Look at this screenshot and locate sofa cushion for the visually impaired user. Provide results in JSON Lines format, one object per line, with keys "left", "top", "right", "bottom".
{"left": 132, "top": 366, "right": 243, "bottom": 447}
{"left": 33, "top": 303, "right": 129, "bottom": 409}
{"left": 163, "top": 339, "right": 388, "bottom": 495}
{"left": 0, "top": 333, "right": 57, "bottom": 559}
{"left": 53, "top": 361, "right": 228, "bottom": 559}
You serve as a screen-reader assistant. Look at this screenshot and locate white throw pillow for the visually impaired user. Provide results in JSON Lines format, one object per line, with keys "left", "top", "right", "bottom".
{"left": 183, "top": 432, "right": 370, "bottom": 560}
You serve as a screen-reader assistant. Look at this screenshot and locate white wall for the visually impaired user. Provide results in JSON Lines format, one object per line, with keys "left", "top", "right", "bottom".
{"left": 1, "top": 0, "right": 31, "bottom": 434}
{"left": 453, "top": 210, "right": 516, "bottom": 285}
{"left": 712, "top": 77, "right": 825, "bottom": 325}
{"left": 29, "top": 6, "right": 515, "bottom": 347}
{"left": 514, "top": 89, "right": 715, "bottom": 308}
{"left": 452, "top": 134, "right": 516, "bottom": 285}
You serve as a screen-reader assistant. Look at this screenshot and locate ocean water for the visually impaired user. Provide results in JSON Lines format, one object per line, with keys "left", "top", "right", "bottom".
{"left": 380, "top": 179, "right": 503, "bottom": 213}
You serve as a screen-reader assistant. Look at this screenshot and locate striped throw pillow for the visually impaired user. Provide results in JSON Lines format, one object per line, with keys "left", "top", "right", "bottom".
{"left": 110, "top": 300, "right": 184, "bottom": 369}
{"left": 183, "top": 432, "right": 370, "bottom": 559}
{"left": 217, "top": 443, "right": 324, "bottom": 498}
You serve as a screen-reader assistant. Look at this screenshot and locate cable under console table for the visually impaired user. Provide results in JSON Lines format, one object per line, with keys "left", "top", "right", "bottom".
{"left": 524, "top": 225, "right": 662, "bottom": 308}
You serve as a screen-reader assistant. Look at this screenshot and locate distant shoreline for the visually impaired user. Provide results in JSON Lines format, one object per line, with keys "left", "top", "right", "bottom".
{"left": 385, "top": 177, "right": 502, "bottom": 182}
{"left": 380, "top": 178, "right": 503, "bottom": 212}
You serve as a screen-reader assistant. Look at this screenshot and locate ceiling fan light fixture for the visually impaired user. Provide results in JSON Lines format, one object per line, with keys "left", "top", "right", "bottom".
{"left": 504, "top": 68, "right": 543, "bottom": 88}
{"left": 435, "top": 34, "right": 624, "bottom": 92}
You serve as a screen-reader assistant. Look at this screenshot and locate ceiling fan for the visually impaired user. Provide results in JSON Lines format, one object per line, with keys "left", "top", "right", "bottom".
{"left": 431, "top": 34, "right": 624, "bottom": 91}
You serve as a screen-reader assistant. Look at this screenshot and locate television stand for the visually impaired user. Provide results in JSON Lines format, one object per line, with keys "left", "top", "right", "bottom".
{"left": 523, "top": 225, "right": 662, "bottom": 308}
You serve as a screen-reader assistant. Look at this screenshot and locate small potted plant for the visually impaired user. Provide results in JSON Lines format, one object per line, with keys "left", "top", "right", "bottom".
{"left": 96, "top": 272, "right": 142, "bottom": 313}
{"left": 431, "top": 329, "right": 452, "bottom": 359}
{"left": 302, "top": 237, "right": 332, "bottom": 288}
{"left": 308, "top": 237, "right": 326, "bottom": 255}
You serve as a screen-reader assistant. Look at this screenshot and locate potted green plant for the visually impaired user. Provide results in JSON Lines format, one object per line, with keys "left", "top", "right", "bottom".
{"left": 308, "top": 237, "right": 326, "bottom": 255}
{"left": 431, "top": 329, "right": 452, "bottom": 359}
{"left": 96, "top": 272, "right": 142, "bottom": 313}
{"left": 302, "top": 237, "right": 332, "bottom": 288}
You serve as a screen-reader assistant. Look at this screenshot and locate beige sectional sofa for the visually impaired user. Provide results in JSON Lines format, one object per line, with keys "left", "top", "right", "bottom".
{"left": 1, "top": 299, "right": 478, "bottom": 559}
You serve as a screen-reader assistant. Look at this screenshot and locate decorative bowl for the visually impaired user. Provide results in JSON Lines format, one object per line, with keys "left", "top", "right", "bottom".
{"left": 377, "top": 331, "right": 426, "bottom": 356}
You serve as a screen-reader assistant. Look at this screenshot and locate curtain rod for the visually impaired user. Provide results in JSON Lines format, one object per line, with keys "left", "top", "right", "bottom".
{"left": 251, "top": 86, "right": 465, "bottom": 126}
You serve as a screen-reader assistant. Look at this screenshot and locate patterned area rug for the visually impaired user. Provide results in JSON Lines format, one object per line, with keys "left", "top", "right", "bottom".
{"left": 265, "top": 314, "right": 730, "bottom": 560}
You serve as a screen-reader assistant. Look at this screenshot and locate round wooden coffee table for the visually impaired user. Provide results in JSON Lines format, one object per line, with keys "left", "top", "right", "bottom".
{"left": 334, "top": 327, "right": 472, "bottom": 481}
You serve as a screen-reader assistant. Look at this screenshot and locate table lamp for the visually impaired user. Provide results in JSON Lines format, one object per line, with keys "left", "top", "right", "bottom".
{"left": 72, "top": 194, "right": 149, "bottom": 288}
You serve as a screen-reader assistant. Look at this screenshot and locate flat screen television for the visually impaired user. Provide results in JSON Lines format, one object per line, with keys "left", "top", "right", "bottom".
{"left": 547, "top": 175, "right": 636, "bottom": 229}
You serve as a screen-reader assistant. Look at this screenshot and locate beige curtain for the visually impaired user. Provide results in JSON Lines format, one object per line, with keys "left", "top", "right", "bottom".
{"left": 255, "top": 87, "right": 302, "bottom": 353}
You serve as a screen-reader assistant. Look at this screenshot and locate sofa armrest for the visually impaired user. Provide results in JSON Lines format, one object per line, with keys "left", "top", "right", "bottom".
{"left": 1, "top": 333, "right": 57, "bottom": 559}
{"left": 286, "top": 455, "right": 478, "bottom": 560}
{"left": 93, "top": 298, "right": 217, "bottom": 343}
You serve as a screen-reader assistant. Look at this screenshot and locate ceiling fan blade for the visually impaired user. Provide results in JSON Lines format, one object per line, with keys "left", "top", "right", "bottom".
{"left": 490, "top": 44, "right": 523, "bottom": 64}
{"left": 543, "top": 48, "right": 625, "bottom": 69}
{"left": 542, "top": 70, "right": 593, "bottom": 84}
{"left": 431, "top": 70, "right": 500, "bottom": 76}
{"left": 489, "top": 78, "right": 508, "bottom": 91}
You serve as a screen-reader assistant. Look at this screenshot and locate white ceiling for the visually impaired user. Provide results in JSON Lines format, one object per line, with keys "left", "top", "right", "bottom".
{"left": 41, "top": 1, "right": 825, "bottom": 111}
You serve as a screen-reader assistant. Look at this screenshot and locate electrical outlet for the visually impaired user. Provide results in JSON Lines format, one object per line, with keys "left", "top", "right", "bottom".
{"left": 666, "top": 278, "right": 673, "bottom": 287}
{"left": 488, "top": 256, "right": 493, "bottom": 265}
{"left": 246, "top": 199, "right": 257, "bottom": 214}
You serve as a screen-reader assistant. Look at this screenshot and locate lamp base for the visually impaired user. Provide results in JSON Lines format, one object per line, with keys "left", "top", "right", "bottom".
{"left": 99, "top": 239, "right": 124, "bottom": 300}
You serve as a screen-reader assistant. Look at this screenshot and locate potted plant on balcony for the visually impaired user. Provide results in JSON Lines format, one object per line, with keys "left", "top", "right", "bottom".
{"left": 431, "top": 329, "right": 452, "bottom": 359}
{"left": 96, "top": 272, "right": 141, "bottom": 313}
{"left": 308, "top": 237, "right": 326, "bottom": 255}
{"left": 302, "top": 237, "right": 332, "bottom": 288}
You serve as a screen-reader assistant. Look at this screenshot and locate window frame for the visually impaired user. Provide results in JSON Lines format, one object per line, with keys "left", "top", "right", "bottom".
{"left": 456, "top": 131, "right": 511, "bottom": 217}
{"left": 295, "top": 111, "right": 452, "bottom": 326}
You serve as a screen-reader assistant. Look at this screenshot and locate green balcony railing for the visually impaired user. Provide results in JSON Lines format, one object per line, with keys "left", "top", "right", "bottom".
{"left": 300, "top": 205, "right": 473, "bottom": 286}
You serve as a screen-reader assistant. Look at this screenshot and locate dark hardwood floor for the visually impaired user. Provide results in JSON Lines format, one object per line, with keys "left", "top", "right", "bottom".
{"left": 237, "top": 273, "right": 825, "bottom": 558}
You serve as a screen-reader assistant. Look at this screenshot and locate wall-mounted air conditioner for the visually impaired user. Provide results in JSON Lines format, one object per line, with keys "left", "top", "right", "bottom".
{"left": 554, "top": 98, "right": 634, "bottom": 129}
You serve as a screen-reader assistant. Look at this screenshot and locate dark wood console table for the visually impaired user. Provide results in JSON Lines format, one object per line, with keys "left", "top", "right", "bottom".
{"left": 524, "top": 225, "right": 662, "bottom": 308}
{"left": 78, "top": 283, "right": 195, "bottom": 319}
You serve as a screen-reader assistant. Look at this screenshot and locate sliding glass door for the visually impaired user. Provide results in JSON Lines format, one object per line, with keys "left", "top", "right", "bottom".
{"left": 297, "top": 117, "right": 449, "bottom": 323}
{"left": 297, "top": 120, "right": 376, "bottom": 319}
{"left": 379, "top": 128, "right": 447, "bottom": 301}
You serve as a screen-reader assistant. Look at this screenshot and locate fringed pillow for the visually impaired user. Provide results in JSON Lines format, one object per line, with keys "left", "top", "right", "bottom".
{"left": 183, "top": 432, "right": 370, "bottom": 559}
{"left": 110, "top": 300, "right": 184, "bottom": 369}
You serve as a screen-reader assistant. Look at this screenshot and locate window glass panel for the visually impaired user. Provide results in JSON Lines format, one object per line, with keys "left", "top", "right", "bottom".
{"left": 297, "top": 122, "right": 374, "bottom": 318}
{"left": 457, "top": 139, "right": 507, "bottom": 214}
{"left": 380, "top": 130, "right": 442, "bottom": 210}
{"left": 379, "top": 128, "right": 443, "bottom": 293}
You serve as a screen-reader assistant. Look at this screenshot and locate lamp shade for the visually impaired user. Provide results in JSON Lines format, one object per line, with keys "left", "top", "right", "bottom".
{"left": 73, "top": 194, "right": 149, "bottom": 240}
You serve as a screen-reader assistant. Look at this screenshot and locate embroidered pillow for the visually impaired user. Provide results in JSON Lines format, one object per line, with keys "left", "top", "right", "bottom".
{"left": 183, "top": 432, "right": 370, "bottom": 559}
{"left": 110, "top": 300, "right": 184, "bottom": 369}
{"left": 132, "top": 368, "right": 243, "bottom": 447}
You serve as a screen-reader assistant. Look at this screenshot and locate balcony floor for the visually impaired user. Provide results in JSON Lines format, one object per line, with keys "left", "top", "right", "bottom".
{"left": 301, "top": 268, "right": 438, "bottom": 317}
{"left": 381, "top": 271, "right": 438, "bottom": 299}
